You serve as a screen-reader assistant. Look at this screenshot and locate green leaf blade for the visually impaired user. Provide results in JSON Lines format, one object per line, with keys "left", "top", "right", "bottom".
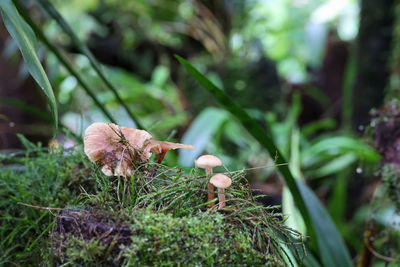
{"left": 297, "top": 181, "right": 353, "bottom": 267}
{"left": 0, "top": 0, "right": 57, "bottom": 127}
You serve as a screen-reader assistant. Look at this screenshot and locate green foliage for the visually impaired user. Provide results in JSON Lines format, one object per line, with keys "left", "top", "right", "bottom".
{"left": 0, "top": 0, "right": 58, "bottom": 127}
{"left": 13, "top": 1, "right": 117, "bottom": 124}
{"left": 265, "top": 95, "right": 379, "bottom": 180}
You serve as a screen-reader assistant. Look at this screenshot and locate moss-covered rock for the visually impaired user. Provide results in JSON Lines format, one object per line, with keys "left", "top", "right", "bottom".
{"left": 55, "top": 210, "right": 278, "bottom": 266}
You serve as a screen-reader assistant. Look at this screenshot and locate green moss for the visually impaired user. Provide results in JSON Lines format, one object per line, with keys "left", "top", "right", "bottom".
{"left": 66, "top": 237, "right": 108, "bottom": 263}
{"left": 124, "top": 211, "right": 272, "bottom": 266}
{"left": 59, "top": 211, "right": 277, "bottom": 266}
{"left": 382, "top": 164, "right": 400, "bottom": 211}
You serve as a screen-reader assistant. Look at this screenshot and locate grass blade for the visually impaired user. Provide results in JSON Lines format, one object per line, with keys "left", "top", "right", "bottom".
{"left": 0, "top": 0, "right": 57, "bottom": 128}
{"left": 176, "top": 55, "right": 353, "bottom": 267}
{"left": 36, "top": 0, "right": 145, "bottom": 130}
{"left": 14, "top": 1, "right": 117, "bottom": 124}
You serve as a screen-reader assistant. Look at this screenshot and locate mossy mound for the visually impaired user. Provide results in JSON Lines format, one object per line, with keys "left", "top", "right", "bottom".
{"left": 1, "top": 137, "right": 304, "bottom": 266}
{"left": 53, "top": 209, "right": 275, "bottom": 266}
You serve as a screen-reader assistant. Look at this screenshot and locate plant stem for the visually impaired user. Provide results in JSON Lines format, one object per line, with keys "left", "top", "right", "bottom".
{"left": 206, "top": 168, "right": 215, "bottom": 208}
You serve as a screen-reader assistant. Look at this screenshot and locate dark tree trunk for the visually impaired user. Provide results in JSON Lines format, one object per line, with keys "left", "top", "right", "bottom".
{"left": 352, "top": 0, "right": 396, "bottom": 128}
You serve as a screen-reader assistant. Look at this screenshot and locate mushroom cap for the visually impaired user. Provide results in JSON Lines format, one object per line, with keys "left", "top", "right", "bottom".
{"left": 84, "top": 122, "right": 195, "bottom": 176}
{"left": 196, "top": 155, "right": 222, "bottom": 169}
{"left": 84, "top": 122, "right": 152, "bottom": 176}
{"left": 147, "top": 140, "right": 195, "bottom": 154}
{"left": 209, "top": 174, "right": 232, "bottom": 189}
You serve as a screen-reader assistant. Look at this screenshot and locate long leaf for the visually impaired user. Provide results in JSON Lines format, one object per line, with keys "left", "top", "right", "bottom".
{"left": 0, "top": 0, "right": 57, "bottom": 127}
{"left": 297, "top": 181, "right": 353, "bottom": 267}
{"left": 176, "top": 55, "right": 353, "bottom": 266}
{"left": 35, "top": 0, "right": 145, "bottom": 130}
{"left": 14, "top": 1, "right": 117, "bottom": 124}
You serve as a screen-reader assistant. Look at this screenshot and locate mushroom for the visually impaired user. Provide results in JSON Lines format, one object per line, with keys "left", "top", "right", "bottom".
{"left": 84, "top": 122, "right": 194, "bottom": 177}
{"left": 148, "top": 140, "right": 195, "bottom": 164}
{"left": 84, "top": 122, "right": 152, "bottom": 176}
{"left": 195, "top": 155, "right": 222, "bottom": 207}
{"left": 147, "top": 140, "right": 195, "bottom": 177}
{"left": 209, "top": 173, "right": 232, "bottom": 209}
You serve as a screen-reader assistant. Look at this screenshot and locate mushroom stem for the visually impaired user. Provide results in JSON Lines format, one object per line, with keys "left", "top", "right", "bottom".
{"left": 207, "top": 182, "right": 215, "bottom": 207}
{"left": 151, "top": 148, "right": 168, "bottom": 178}
{"left": 206, "top": 168, "right": 215, "bottom": 208}
{"left": 217, "top": 187, "right": 226, "bottom": 209}
{"left": 155, "top": 149, "right": 168, "bottom": 164}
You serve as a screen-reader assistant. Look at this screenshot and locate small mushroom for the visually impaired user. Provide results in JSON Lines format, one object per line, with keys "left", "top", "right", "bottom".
{"left": 195, "top": 155, "right": 222, "bottom": 207}
{"left": 209, "top": 173, "right": 232, "bottom": 209}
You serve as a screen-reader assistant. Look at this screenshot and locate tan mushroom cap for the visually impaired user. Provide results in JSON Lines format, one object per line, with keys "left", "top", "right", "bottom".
{"left": 84, "top": 122, "right": 153, "bottom": 176}
{"left": 148, "top": 140, "right": 195, "bottom": 154}
{"left": 209, "top": 174, "right": 232, "bottom": 189}
{"left": 196, "top": 155, "right": 222, "bottom": 169}
{"left": 84, "top": 122, "right": 153, "bottom": 161}
{"left": 84, "top": 122, "right": 195, "bottom": 176}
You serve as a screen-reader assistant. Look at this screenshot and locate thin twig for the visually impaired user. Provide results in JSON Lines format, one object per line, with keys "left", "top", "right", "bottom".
{"left": 17, "top": 202, "right": 61, "bottom": 211}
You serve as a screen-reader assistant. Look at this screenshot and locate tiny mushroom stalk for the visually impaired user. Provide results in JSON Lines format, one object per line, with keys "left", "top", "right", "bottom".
{"left": 195, "top": 155, "right": 222, "bottom": 207}
{"left": 209, "top": 174, "right": 232, "bottom": 209}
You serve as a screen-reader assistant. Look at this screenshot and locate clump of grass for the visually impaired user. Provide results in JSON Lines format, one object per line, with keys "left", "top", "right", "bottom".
{"left": 0, "top": 135, "right": 94, "bottom": 265}
{"left": 1, "top": 135, "right": 304, "bottom": 266}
